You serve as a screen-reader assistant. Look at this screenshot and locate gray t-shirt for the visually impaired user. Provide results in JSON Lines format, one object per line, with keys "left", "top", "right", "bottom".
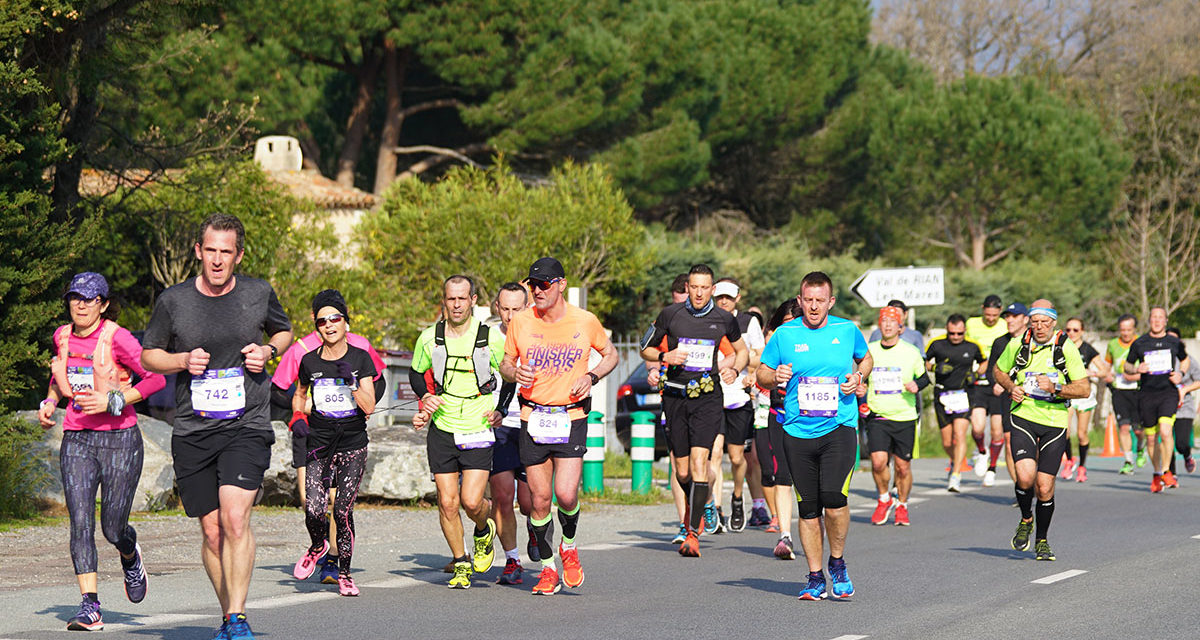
{"left": 1178, "top": 358, "right": 1200, "bottom": 420}
{"left": 143, "top": 276, "right": 291, "bottom": 436}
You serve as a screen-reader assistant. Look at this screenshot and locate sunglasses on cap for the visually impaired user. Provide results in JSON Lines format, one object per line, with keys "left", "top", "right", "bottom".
{"left": 316, "top": 312, "right": 345, "bottom": 328}
{"left": 530, "top": 278, "right": 562, "bottom": 291}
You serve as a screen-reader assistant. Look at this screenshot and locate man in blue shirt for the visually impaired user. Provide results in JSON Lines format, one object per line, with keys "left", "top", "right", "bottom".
{"left": 757, "top": 271, "right": 871, "bottom": 601}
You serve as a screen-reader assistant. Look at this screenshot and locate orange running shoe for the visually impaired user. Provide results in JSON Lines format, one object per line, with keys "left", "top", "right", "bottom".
{"left": 531, "top": 566, "right": 561, "bottom": 596}
{"left": 678, "top": 532, "right": 701, "bottom": 557}
{"left": 1151, "top": 474, "right": 1163, "bottom": 493}
{"left": 559, "top": 544, "right": 584, "bottom": 588}
{"left": 870, "top": 498, "right": 894, "bottom": 526}
{"left": 894, "top": 504, "right": 910, "bottom": 526}
{"left": 1163, "top": 470, "right": 1179, "bottom": 489}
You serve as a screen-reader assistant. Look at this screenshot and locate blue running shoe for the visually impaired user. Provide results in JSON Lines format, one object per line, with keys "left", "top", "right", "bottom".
{"left": 671, "top": 523, "right": 688, "bottom": 544}
{"left": 226, "top": 613, "right": 255, "bottom": 640}
{"left": 319, "top": 556, "right": 340, "bottom": 584}
{"left": 122, "top": 542, "right": 148, "bottom": 603}
{"left": 798, "top": 572, "right": 827, "bottom": 601}
{"left": 703, "top": 502, "right": 718, "bottom": 535}
{"left": 66, "top": 597, "right": 103, "bottom": 631}
{"left": 211, "top": 617, "right": 230, "bottom": 640}
{"left": 828, "top": 557, "right": 854, "bottom": 598}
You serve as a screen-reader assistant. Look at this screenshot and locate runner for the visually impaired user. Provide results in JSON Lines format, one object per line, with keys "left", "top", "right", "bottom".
{"left": 141, "top": 213, "right": 293, "bottom": 640}
{"left": 862, "top": 306, "right": 930, "bottom": 526}
{"left": 966, "top": 295, "right": 1009, "bottom": 478}
{"left": 641, "top": 264, "right": 748, "bottom": 557}
{"left": 1105, "top": 314, "right": 1143, "bottom": 474}
{"left": 925, "top": 314, "right": 986, "bottom": 492}
{"left": 1166, "top": 326, "right": 1199, "bottom": 478}
{"left": 501, "top": 257, "right": 619, "bottom": 594}
{"left": 1060, "top": 317, "right": 1109, "bottom": 482}
{"left": 866, "top": 300, "right": 925, "bottom": 352}
{"left": 713, "top": 278, "right": 765, "bottom": 533}
{"left": 288, "top": 290, "right": 376, "bottom": 596}
{"left": 410, "top": 275, "right": 504, "bottom": 589}
{"left": 489, "top": 282, "right": 535, "bottom": 584}
{"left": 38, "top": 272, "right": 164, "bottom": 631}
{"left": 1123, "top": 307, "right": 1191, "bottom": 492}
{"left": 759, "top": 299, "right": 799, "bottom": 558}
{"left": 994, "top": 300, "right": 1089, "bottom": 560}
{"left": 983, "top": 303, "right": 1028, "bottom": 487}
{"left": 271, "top": 304, "right": 386, "bottom": 585}
{"left": 757, "top": 271, "right": 870, "bottom": 600}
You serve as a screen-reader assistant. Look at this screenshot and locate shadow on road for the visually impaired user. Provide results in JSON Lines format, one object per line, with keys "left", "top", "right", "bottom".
{"left": 128, "top": 624, "right": 231, "bottom": 639}
{"left": 950, "top": 546, "right": 1027, "bottom": 560}
{"left": 715, "top": 576, "right": 796, "bottom": 596}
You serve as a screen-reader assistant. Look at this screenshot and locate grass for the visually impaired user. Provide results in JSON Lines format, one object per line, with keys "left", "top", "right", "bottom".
{"left": 580, "top": 486, "right": 671, "bottom": 505}
{"left": 603, "top": 450, "right": 668, "bottom": 479}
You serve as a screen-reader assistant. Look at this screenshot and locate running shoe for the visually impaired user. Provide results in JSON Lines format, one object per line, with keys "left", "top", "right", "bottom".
{"left": 472, "top": 518, "right": 497, "bottom": 573}
{"left": 947, "top": 473, "right": 962, "bottom": 493}
{"left": 1119, "top": 461, "right": 1134, "bottom": 475}
{"left": 671, "top": 523, "right": 688, "bottom": 544}
{"left": 678, "top": 532, "right": 701, "bottom": 558}
{"left": 973, "top": 451, "right": 988, "bottom": 477}
{"left": 748, "top": 505, "right": 771, "bottom": 527}
{"left": 337, "top": 574, "right": 359, "bottom": 596}
{"left": 1075, "top": 466, "right": 1088, "bottom": 483}
{"left": 1034, "top": 539, "right": 1055, "bottom": 561}
{"left": 497, "top": 557, "right": 523, "bottom": 585}
{"left": 703, "top": 502, "right": 718, "bottom": 535}
{"left": 226, "top": 613, "right": 255, "bottom": 640}
{"left": 1151, "top": 474, "right": 1164, "bottom": 493}
{"left": 123, "top": 542, "right": 148, "bottom": 603}
{"left": 894, "top": 503, "right": 910, "bottom": 526}
{"left": 1137, "top": 450, "right": 1147, "bottom": 467}
{"left": 1164, "top": 470, "right": 1179, "bottom": 489}
{"left": 828, "top": 557, "right": 854, "bottom": 598}
{"left": 531, "top": 566, "right": 561, "bottom": 595}
{"left": 714, "top": 507, "right": 727, "bottom": 534}
{"left": 1011, "top": 519, "right": 1033, "bottom": 552}
{"left": 729, "top": 497, "right": 746, "bottom": 532}
{"left": 319, "top": 556, "right": 340, "bottom": 584}
{"left": 797, "top": 572, "right": 828, "bottom": 601}
{"left": 66, "top": 598, "right": 103, "bottom": 631}
{"left": 773, "top": 536, "right": 795, "bottom": 560}
{"left": 983, "top": 470, "right": 996, "bottom": 487}
{"left": 1059, "top": 456, "right": 1076, "bottom": 480}
{"left": 292, "top": 540, "right": 329, "bottom": 580}
{"left": 211, "top": 617, "right": 229, "bottom": 640}
{"left": 1186, "top": 455, "right": 1196, "bottom": 474}
{"left": 870, "top": 498, "right": 894, "bottom": 525}
{"left": 765, "top": 516, "right": 780, "bottom": 534}
{"left": 559, "top": 543, "right": 584, "bottom": 588}
{"left": 527, "top": 519, "right": 539, "bottom": 563}
{"left": 448, "top": 561, "right": 472, "bottom": 589}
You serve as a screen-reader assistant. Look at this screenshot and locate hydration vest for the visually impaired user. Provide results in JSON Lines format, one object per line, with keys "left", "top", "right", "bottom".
{"left": 1008, "top": 329, "right": 1072, "bottom": 401}
{"left": 430, "top": 320, "right": 497, "bottom": 397}
{"left": 50, "top": 320, "right": 133, "bottom": 399}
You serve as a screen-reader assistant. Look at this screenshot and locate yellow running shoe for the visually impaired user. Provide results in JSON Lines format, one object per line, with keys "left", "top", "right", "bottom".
{"left": 448, "top": 561, "right": 472, "bottom": 589}
{"left": 472, "top": 518, "right": 497, "bottom": 573}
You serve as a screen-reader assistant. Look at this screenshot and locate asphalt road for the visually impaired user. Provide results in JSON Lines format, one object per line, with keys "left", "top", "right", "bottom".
{"left": 2, "top": 454, "right": 1198, "bottom": 640}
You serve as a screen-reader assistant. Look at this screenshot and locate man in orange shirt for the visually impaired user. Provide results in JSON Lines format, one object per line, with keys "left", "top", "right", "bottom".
{"left": 500, "top": 257, "right": 619, "bottom": 596}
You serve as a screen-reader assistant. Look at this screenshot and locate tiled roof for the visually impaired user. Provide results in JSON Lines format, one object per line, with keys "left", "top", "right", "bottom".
{"left": 76, "top": 168, "right": 377, "bottom": 210}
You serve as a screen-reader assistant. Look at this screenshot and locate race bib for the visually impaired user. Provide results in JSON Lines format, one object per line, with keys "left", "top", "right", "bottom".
{"left": 795, "top": 376, "right": 839, "bottom": 417}
{"left": 191, "top": 367, "right": 246, "bottom": 419}
{"left": 454, "top": 428, "right": 496, "bottom": 450}
{"left": 313, "top": 377, "right": 357, "bottom": 418}
{"left": 66, "top": 366, "right": 93, "bottom": 394}
{"left": 721, "top": 376, "right": 751, "bottom": 409}
{"left": 1146, "top": 349, "right": 1173, "bottom": 375}
{"left": 938, "top": 389, "right": 969, "bottom": 415}
{"left": 1113, "top": 361, "right": 1138, "bottom": 390}
{"left": 871, "top": 366, "right": 904, "bottom": 395}
{"left": 1023, "top": 371, "right": 1059, "bottom": 401}
{"left": 527, "top": 406, "right": 572, "bottom": 444}
{"left": 678, "top": 338, "right": 716, "bottom": 372}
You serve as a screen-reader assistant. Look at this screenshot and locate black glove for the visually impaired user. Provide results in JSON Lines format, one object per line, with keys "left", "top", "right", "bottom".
{"left": 289, "top": 412, "right": 311, "bottom": 438}
{"left": 336, "top": 361, "right": 359, "bottom": 391}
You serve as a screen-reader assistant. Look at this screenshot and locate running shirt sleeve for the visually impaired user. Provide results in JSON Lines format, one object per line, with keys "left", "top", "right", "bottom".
{"left": 724, "top": 313, "right": 743, "bottom": 344}
{"left": 411, "top": 327, "right": 435, "bottom": 375}
{"left": 761, "top": 331, "right": 782, "bottom": 370}
{"left": 644, "top": 307, "right": 672, "bottom": 351}
{"left": 744, "top": 317, "right": 765, "bottom": 350}
{"left": 1062, "top": 339, "right": 1088, "bottom": 382}
{"left": 263, "top": 287, "right": 291, "bottom": 338}
{"left": 272, "top": 337, "right": 310, "bottom": 389}
{"left": 1174, "top": 338, "right": 1189, "bottom": 363}
{"left": 1126, "top": 340, "right": 1143, "bottom": 366}
{"left": 112, "top": 326, "right": 166, "bottom": 399}
{"left": 853, "top": 328, "right": 869, "bottom": 360}
{"left": 141, "top": 297, "right": 175, "bottom": 352}
{"left": 488, "top": 324, "right": 507, "bottom": 371}
{"left": 586, "top": 313, "right": 609, "bottom": 352}
{"left": 995, "top": 338, "right": 1019, "bottom": 375}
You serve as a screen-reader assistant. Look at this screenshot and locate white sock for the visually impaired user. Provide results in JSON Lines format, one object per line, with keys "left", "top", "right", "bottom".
{"left": 780, "top": 532, "right": 791, "bottom": 540}
{"left": 752, "top": 498, "right": 766, "bottom": 509}
{"left": 879, "top": 493, "right": 891, "bottom": 502}
{"left": 505, "top": 548, "right": 519, "bottom": 561}
{"left": 542, "top": 559, "right": 555, "bottom": 571}
{"left": 897, "top": 501, "right": 907, "bottom": 507}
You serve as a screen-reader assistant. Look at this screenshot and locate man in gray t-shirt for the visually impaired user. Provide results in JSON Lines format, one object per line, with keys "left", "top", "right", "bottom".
{"left": 141, "top": 214, "right": 292, "bottom": 639}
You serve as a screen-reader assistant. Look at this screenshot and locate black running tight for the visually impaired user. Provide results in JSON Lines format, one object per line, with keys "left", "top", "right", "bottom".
{"left": 60, "top": 427, "right": 143, "bottom": 575}
{"left": 305, "top": 446, "right": 367, "bottom": 575}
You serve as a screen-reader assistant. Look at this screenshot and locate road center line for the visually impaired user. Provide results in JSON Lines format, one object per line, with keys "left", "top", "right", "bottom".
{"left": 1191, "top": 534, "right": 1200, "bottom": 539}
{"left": 1031, "top": 569, "right": 1088, "bottom": 584}
{"left": 829, "top": 635, "right": 869, "bottom": 640}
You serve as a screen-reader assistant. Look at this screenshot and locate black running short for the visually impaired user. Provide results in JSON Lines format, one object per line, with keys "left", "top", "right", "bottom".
{"left": 987, "top": 389, "right": 1011, "bottom": 416}
{"left": 490, "top": 425, "right": 524, "bottom": 479}
{"left": 723, "top": 403, "right": 755, "bottom": 447}
{"left": 968, "top": 384, "right": 991, "bottom": 411}
{"left": 518, "top": 417, "right": 588, "bottom": 466}
{"left": 1111, "top": 388, "right": 1139, "bottom": 428}
{"left": 866, "top": 418, "right": 917, "bottom": 460}
{"left": 427, "top": 423, "right": 493, "bottom": 475}
{"left": 291, "top": 432, "right": 307, "bottom": 469}
{"left": 1139, "top": 389, "right": 1180, "bottom": 429}
{"left": 172, "top": 425, "right": 274, "bottom": 518}
{"left": 767, "top": 411, "right": 792, "bottom": 486}
{"left": 663, "top": 392, "right": 723, "bottom": 458}
{"left": 783, "top": 424, "right": 857, "bottom": 513}
{"left": 754, "top": 428, "right": 776, "bottom": 487}
{"left": 1007, "top": 414, "right": 1068, "bottom": 476}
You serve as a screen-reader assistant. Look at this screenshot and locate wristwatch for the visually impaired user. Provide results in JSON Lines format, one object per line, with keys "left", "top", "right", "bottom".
{"left": 657, "top": 352, "right": 665, "bottom": 362}
{"left": 587, "top": 372, "right": 600, "bottom": 385}
{"left": 267, "top": 343, "right": 279, "bottom": 358}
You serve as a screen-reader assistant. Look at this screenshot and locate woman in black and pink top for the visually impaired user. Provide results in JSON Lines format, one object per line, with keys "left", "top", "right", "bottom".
{"left": 38, "top": 272, "right": 165, "bottom": 632}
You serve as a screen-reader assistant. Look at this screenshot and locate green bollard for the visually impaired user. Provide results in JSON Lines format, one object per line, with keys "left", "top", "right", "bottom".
{"left": 630, "top": 411, "right": 657, "bottom": 494}
{"left": 583, "top": 411, "right": 605, "bottom": 493}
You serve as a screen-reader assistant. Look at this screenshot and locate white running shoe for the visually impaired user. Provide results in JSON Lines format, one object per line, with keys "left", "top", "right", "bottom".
{"left": 973, "top": 452, "right": 988, "bottom": 477}
{"left": 983, "top": 470, "right": 996, "bottom": 487}
{"left": 948, "top": 473, "right": 962, "bottom": 493}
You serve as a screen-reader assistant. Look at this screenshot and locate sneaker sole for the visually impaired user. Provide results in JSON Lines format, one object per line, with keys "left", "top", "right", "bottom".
{"left": 1036, "top": 555, "right": 1056, "bottom": 561}
{"left": 774, "top": 549, "right": 795, "bottom": 560}
{"left": 798, "top": 592, "right": 828, "bottom": 601}
{"left": 833, "top": 589, "right": 854, "bottom": 598}
{"left": 340, "top": 590, "right": 360, "bottom": 596}
{"left": 532, "top": 584, "right": 562, "bottom": 595}
{"left": 497, "top": 576, "right": 523, "bottom": 585}
{"left": 321, "top": 574, "right": 339, "bottom": 585}
{"left": 448, "top": 581, "right": 471, "bottom": 589}
{"left": 67, "top": 620, "right": 104, "bottom": 631}
{"left": 895, "top": 520, "right": 910, "bottom": 526}
{"left": 1012, "top": 540, "right": 1030, "bottom": 552}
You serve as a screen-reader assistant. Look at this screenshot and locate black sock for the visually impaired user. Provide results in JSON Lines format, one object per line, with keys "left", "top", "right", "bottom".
{"left": 558, "top": 507, "right": 580, "bottom": 541}
{"left": 688, "top": 482, "right": 710, "bottom": 532}
{"left": 1015, "top": 486, "right": 1034, "bottom": 520}
{"left": 454, "top": 554, "right": 469, "bottom": 564}
{"left": 473, "top": 522, "right": 489, "bottom": 538}
{"left": 1170, "top": 455, "right": 1177, "bottom": 474}
{"left": 83, "top": 592, "right": 99, "bottom": 604}
{"left": 1035, "top": 499, "right": 1054, "bottom": 540}
{"left": 1078, "top": 443, "right": 1088, "bottom": 468}
{"left": 532, "top": 521, "right": 553, "bottom": 560}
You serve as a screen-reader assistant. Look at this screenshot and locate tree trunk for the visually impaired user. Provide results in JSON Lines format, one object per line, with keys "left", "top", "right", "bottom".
{"left": 335, "top": 43, "right": 382, "bottom": 189}
{"left": 373, "top": 42, "right": 410, "bottom": 196}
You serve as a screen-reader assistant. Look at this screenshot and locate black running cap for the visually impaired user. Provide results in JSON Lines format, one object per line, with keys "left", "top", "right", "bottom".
{"left": 312, "top": 289, "right": 348, "bottom": 318}
{"left": 526, "top": 257, "right": 565, "bottom": 283}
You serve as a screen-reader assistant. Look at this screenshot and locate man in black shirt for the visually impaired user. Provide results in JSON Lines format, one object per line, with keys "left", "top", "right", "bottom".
{"left": 983, "top": 303, "right": 1028, "bottom": 486}
{"left": 1124, "top": 307, "right": 1191, "bottom": 492}
{"left": 925, "top": 314, "right": 986, "bottom": 492}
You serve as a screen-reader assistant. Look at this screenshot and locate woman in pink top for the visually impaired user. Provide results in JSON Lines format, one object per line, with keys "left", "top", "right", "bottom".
{"left": 37, "top": 272, "right": 165, "bottom": 632}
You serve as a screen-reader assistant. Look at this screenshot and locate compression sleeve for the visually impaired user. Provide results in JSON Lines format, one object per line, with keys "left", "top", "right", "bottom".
{"left": 496, "top": 380, "right": 516, "bottom": 413}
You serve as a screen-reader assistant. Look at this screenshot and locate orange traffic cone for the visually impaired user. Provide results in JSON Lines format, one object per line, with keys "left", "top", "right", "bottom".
{"left": 1099, "top": 413, "right": 1121, "bottom": 457}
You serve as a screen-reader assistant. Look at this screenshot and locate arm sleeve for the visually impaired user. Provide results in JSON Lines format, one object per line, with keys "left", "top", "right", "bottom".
{"left": 496, "top": 380, "right": 516, "bottom": 413}
{"left": 409, "top": 367, "right": 430, "bottom": 398}
{"left": 914, "top": 372, "right": 932, "bottom": 391}
{"left": 113, "top": 327, "right": 166, "bottom": 399}
{"left": 995, "top": 340, "right": 1017, "bottom": 373}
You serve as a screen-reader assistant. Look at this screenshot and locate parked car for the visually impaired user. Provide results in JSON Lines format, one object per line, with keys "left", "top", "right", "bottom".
{"left": 614, "top": 362, "right": 670, "bottom": 459}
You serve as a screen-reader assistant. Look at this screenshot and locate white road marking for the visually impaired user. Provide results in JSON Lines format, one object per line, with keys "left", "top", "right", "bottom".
{"left": 829, "top": 635, "right": 869, "bottom": 640}
{"left": 1031, "top": 569, "right": 1088, "bottom": 584}
{"left": 1191, "top": 534, "right": 1200, "bottom": 539}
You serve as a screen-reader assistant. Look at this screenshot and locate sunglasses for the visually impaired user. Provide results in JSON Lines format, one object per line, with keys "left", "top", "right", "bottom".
{"left": 530, "top": 278, "right": 562, "bottom": 291}
{"left": 1066, "top": 327, "right": 1082, "bottom": 332}
{"left": 316, "top": 313, "right": 345, "bottom": 328}
{"left": 947, "top": 331, "right": 964, "bottom": 336}
{"left": 67, "top": 294, "right": 103, "bottom": 307}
